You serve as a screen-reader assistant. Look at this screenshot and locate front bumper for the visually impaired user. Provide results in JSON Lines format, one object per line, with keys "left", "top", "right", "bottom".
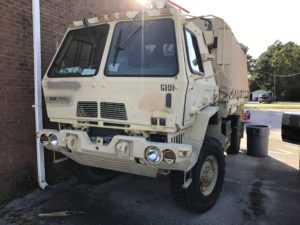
{"left": 37, "top": 129, "right": 194, "bottom": 177}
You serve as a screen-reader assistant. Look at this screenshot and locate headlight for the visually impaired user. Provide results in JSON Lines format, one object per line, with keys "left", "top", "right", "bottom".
{"left": 145, "top": 146, "right": 162, "bottom": 164}
{"left": 49, "top": 134, "right": 59, "bottom": 147}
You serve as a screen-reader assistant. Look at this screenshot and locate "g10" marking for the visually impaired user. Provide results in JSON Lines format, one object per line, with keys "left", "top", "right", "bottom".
{"left": 161, "top": 84, "right": 175, "bottom": 92}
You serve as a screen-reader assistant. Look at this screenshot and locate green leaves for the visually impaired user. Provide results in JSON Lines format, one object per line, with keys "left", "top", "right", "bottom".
{"left": 240, "top": 43, "right": 256, "bottom": 74}
{"left": 250, "top": 41, "right": 300, "bottom": 101}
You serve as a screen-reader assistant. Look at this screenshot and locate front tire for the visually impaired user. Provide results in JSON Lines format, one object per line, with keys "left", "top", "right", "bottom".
{"left": 169, "top": 137, "right": 225, "bottom": 213}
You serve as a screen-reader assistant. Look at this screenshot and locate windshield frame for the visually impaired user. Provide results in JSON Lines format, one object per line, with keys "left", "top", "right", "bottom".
{"left": 47, "top": 23, "right": 110, "bottom": 78}
{"left": 104, "top": 18, "right": 179, "bottom": 77}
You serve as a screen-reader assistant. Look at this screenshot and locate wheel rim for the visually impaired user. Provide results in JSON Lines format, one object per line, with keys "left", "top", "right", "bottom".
{"left": 199, "top": 155, "right": 218, "bottom": 196}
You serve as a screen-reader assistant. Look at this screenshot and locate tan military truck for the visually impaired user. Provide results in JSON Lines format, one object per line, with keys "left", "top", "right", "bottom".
{"left": 37, "top": 2, "right": 248, "bottom": 213}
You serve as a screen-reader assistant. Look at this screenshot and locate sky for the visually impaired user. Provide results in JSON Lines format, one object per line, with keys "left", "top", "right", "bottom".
{"left": 172, "top": 0, "right": 300, "bottom": 58}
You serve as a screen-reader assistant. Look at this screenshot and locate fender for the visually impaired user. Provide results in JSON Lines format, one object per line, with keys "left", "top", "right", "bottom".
{"left": 183, "top": 106, "right": 219, "bottom": 169}
{"left": 190, "top": 106, "right": 219, "bottom": 142}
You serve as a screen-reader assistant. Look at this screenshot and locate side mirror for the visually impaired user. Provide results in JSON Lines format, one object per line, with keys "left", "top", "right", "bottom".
{"left": 201, "top": 53, "right": 215, "bottom": 62}
{"left": 282, "top": 112, "right": 300, "bottom": 144}
{"left": 203, "top": 31, "right": 214, "bottom": 47}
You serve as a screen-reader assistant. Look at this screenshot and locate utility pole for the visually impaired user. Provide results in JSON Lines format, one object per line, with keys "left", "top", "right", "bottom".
{"left": 273, "top": 74, "right": 276, "bottom": 101}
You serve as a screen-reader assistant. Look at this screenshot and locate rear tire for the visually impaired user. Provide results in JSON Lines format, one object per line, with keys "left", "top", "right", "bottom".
{"left": 169, "top": 137, "right": 225, "bottom": 213}
{"left": 227, "top": 115, "right": 242, "bottom": 154}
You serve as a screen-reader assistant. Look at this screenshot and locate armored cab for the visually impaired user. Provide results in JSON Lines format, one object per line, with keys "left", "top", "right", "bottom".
{"left": 37, "top": 2, "right": 248, "bottom": 213}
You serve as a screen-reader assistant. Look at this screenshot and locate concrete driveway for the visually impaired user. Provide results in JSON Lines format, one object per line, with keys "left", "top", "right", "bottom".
{"left": 0, "top": 109, "right": 299, "bottom": 225}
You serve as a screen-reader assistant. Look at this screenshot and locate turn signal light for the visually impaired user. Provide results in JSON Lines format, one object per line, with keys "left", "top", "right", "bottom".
{"left": 40, "top": 134, "right": 48, "bottom": 143}
{"left": 163, "top": 149, "right": 176, "bottom": 164}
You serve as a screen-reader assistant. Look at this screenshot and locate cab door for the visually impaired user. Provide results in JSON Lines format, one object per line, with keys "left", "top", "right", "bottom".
{"left": 182, "top": 22, "right": 217, "bottom": 127}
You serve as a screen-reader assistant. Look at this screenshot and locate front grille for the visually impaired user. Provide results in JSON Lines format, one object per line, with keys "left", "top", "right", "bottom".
{"left": 100, "top": 102, "right": 127, "bottom": 120}
{"left": 76, "top": 101, "right": 98, "bottom": 118}
{"left": 171, "top": 133, "right": 184, "bottom": 144}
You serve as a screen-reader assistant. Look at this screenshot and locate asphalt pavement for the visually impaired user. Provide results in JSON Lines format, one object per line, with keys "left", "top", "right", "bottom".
{"left": 0, "top": 109, "right": 299, "bottom": 225}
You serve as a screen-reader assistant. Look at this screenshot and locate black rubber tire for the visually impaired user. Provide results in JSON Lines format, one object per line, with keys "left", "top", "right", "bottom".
{"left": 72, "top": 162, "right": 118, "bottom": 185}
{"left": 227, "top": 115, "right": 242, "bottom": 154}
{"left": 169, "top": 137, "right": 225, "bottom": 213}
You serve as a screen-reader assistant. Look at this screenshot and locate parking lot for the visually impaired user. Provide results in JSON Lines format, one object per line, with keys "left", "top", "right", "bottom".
{"left": 0, "top": 109, "right": 299, "bottom": 225}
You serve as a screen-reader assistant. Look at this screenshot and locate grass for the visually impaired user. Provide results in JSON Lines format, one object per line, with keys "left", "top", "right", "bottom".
{"left": 272, "top": 102, "right": 300, "bottom": 105}
{"left": 245, "top": 102, "right": 300, "bottom": 109}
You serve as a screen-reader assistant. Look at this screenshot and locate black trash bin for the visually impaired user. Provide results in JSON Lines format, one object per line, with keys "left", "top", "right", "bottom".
{"left": 246, "top": 125, "right": 270, "bottom": 157}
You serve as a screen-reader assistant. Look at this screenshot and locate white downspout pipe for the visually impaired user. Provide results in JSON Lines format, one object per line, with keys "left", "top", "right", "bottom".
{"left": 32, "top": 0, "right": 48, "bottom": 189}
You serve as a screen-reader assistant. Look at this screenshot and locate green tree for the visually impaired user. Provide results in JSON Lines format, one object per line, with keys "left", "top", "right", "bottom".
{"left": 252, "top": 41, "right": 300, "bottom": 101}
{"left": 271, "top": 42, "right": 300, "bottom": 100}
{"left": 253, "top": 41, "right": 283, "bottom": 91}
{"left": 239, "top": 43, "right": 258, "bottom": 92}
{"left": 240, "top": 43, "right": 256, "bottom": 74}
{"left": 248, "top": 73, "right": 260, "bottom": 92}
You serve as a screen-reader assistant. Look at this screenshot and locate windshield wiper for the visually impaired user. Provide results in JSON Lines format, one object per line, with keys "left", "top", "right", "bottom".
{"left": 82, "top": 18, "right": 96, "bottom": 48}
{"left": 112, "top": 12, "right": 144, "bottom": 66}
{"left": 113, "top": 29, "right": 123, "bottom": 66}
{"left": 83, "top": 18, "right": 97, "bottom": 66}
{"left": 120, "top": 25, "right": 143, "bottom": 48}
{"left": 112, "top": 25, "right": 144, "bottom": 66}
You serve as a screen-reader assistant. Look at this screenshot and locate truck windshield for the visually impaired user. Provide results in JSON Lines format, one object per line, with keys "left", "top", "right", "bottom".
{"left": 48, "top": 24, "right": 109, "bottom": 77}
{"left": 105, "top": 19, "right": 178, "bottom": 77}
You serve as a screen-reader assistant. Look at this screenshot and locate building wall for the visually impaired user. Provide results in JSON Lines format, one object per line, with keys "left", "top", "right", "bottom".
{"left": 0, "top": 0, "right": 139, "bottom": 205}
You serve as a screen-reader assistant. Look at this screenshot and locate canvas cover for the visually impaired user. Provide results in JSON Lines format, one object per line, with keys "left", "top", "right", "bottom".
{"left": 194, "top": 17, "right": 249, "bottom": 99}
